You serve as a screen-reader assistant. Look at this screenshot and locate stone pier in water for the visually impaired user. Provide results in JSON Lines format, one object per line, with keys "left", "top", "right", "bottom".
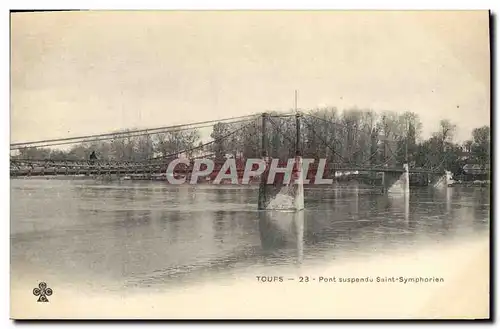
{"left": 382, "top": 163, "right": 410, "bottom": 196}
{"left": 258, "top": 156, "right": 305, "bottom": 211}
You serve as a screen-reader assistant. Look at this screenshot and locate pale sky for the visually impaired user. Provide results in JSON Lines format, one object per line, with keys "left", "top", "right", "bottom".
{"left": 11, "top": 10, "right": 490, "bottom": 144}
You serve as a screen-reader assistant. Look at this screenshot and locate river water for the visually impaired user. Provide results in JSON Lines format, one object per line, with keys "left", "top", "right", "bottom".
{"left": 10, "top": 179, "right": 490, "bottom": 295}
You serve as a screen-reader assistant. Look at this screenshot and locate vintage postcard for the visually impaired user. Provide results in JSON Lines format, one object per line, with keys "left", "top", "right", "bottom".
{"left": 10, "top": 10, "right": 491, "bottom": 320}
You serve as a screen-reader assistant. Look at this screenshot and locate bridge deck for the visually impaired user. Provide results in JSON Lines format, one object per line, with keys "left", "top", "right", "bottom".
{"left": 10, "top": 159, "right": 443, "bottom": 176}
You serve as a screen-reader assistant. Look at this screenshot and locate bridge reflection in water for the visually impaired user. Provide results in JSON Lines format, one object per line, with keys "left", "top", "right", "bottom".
{"left": 259, "top": 210, "right": 304, "bottom": 264}
{"left": 10, "top": 180, "right": 489, "bottom": 293}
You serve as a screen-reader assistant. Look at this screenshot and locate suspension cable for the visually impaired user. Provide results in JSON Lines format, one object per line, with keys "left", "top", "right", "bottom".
{"left": 302, "top": 112, "right": 369, "bottom": 162}
{"left": 300, "top": 115, "right": 352, "bottom": 164}
{"left": 12, "top": 116, "right": 259, "bottom": 164}
{"left": 11, "top": 114, "right": 259, "bottom": 149}
{"left": 301, "top": 112, "right": 349, "bottom": 132}
{"left": 267, "top": 116, "right": 297, "bottom": 148}
{"left": 146, "top": 116, "right": 259, "bottom": 162}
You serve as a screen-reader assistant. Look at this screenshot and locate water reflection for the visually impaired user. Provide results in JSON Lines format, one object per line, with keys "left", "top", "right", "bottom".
{"left": 258, "top": 210, "right": 304, "bottom": 264}
{"left": 473, "top": 188, "right": 490, "bottom": 232}
{"left": 387, "top": 193, "right": 411, "bottom": 227}
{"left": 10, "top": 180, "right": 490, "bottom": 292}
{"left": 446, "top": 187, "right": 452, "bottom": 214}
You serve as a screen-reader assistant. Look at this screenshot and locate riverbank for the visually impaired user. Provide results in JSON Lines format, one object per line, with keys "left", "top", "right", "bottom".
{"left": 453, "top": 180, "right": 491, "bottom": 187}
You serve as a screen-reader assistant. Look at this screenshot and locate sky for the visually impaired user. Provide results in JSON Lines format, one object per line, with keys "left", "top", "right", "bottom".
{"left": 11, "top": 10, "right": 490, "bottom": 145}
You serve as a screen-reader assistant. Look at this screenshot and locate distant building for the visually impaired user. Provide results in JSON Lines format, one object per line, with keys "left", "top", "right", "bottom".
{"left": 457, "top": 150, "right": 471, "bottom": 161}
{"left": 463, "top": 163, "right": 490, "bottom": 175}
{"left": 190, "top": 149, "right": 216, "bottom": 159}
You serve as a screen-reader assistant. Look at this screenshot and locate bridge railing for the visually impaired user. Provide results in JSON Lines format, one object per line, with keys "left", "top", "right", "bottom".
{"left": 10, "top": 157, "right": 445, "bottom": 176}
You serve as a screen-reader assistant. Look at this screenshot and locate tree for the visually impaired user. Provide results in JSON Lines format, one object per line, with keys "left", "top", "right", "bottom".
{"left": 377, "top": 111, "right": 399, "bottom": 165}
{"left": 211, "top": 122, "right": 231, "bottom": 160}
{"left": 463, "top": 140, "right": 473, "bottom": 153}
{"left": 438, "top": 119, "right": 457, "bottom": 146}
{"left": 395, "top": 111, "right": 422, "bottom": 166}
{"left": 134, "top": 134, "right": 154, "bottom": 161}
{"left": 471, "top": 126, "right": 490, "bottom": 170}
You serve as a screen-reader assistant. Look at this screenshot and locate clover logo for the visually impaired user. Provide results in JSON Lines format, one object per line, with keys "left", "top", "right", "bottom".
{"left": 33, "top": 282, "right": 53, "bottom": 302}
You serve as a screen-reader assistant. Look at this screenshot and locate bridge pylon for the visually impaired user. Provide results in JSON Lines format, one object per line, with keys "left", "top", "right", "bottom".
{"left": 383, "top": 163, "right": 410, "bottom": 197}
{"left": 433, "top": 170, "right": 454, "bottom": 189}
{"left": 258, "top": 112, "right": 305, "bottom": 211}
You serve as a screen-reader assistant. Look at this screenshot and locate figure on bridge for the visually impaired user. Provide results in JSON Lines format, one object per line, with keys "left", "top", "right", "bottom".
{"left": 89, "top": 151, "right": 97, "bottom": 163}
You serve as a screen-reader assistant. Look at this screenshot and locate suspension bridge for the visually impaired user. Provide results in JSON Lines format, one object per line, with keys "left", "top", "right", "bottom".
{"left": 10, "top": 111, "right": 452, "bottom": 210}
